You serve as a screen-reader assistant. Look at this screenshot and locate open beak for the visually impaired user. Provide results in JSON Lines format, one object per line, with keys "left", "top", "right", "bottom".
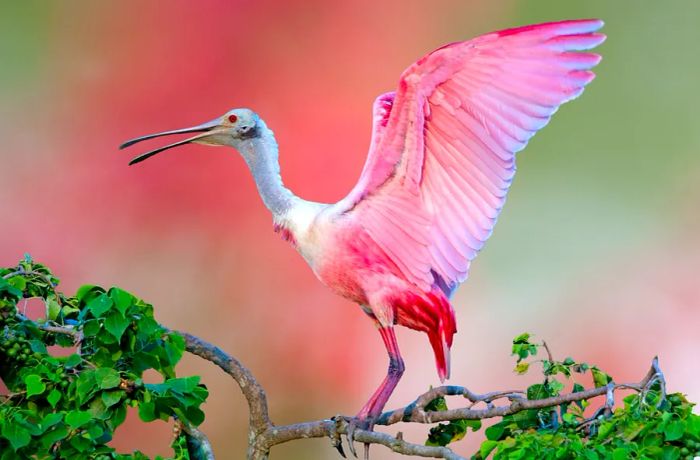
{"left": 120, "top": 118, "right": 223, "bottom": 165}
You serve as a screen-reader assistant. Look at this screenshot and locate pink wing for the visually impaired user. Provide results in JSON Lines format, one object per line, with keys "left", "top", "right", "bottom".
{"left": 335, "top": 19, "right": 606, "bottom": 295}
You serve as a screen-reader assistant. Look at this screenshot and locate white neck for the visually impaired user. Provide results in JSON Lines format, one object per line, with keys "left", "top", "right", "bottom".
{"left": 235, "top": 123, "right": 296, "bottom": 220}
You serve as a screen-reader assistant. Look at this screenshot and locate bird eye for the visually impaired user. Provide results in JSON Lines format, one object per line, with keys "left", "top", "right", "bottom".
{"left": 228, "top": 114, "right": 238, "bottom": 123}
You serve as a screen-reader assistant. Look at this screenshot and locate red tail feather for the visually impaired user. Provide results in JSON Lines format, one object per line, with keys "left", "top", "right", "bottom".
{"left": 395, "top": 289, "right": 456, "bottom": 381}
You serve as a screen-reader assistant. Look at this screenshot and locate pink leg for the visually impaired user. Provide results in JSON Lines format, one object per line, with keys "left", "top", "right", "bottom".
{"left": 345, "top": 326, "right": 405, "bottom": 458}
{"left": 356, "top": 325, "right": 405, "bottom": 420}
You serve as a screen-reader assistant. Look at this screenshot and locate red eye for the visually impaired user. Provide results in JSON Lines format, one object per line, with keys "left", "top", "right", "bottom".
{"left": 228, "top": 114, "right": 238, "bottom": 123}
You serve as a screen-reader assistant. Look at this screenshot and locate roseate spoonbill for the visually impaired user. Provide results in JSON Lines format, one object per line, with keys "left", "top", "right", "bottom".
{"left": 121, "top": 19, "right": 605, "bottom": 456}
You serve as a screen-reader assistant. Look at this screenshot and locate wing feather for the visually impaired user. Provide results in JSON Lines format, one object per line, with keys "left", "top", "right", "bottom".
{"left": 335, "top": 19, "right": 605, "bottom": 293}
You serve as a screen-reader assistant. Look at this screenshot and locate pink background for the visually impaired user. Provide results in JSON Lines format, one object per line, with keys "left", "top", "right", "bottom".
{"left": 1, "top": 1, "right": 698, "bottom": 458}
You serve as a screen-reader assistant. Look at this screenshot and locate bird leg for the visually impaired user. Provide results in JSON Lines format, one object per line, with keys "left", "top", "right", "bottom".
{"left": 346, "top": 325, "right": 405, "bottom": 458}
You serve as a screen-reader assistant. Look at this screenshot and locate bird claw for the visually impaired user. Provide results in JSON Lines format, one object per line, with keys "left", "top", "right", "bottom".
{"left": 330, "top": 415, "right": 346, "bottom": 458}
{"left": 328, "top": 415, "right": 375, "bottom": 459}
{"left": 345, "top": 416, "right": 374, "bottom": 459}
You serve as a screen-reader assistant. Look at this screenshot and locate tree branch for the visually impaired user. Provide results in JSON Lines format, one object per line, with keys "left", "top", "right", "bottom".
{"left": 22, "top": 317, "right": 666, "bottom": 460}
{"left": 20, "top": 317, "right": 666, "bottom": 459}
{"left": 174, "top": 331, "right": 273, "bottom": 458}
{"left": 176, "top": 331, "right": 666, "bottom": 460}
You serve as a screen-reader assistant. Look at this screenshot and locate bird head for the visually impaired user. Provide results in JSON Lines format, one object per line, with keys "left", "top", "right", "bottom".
{"left": 120, "top": 108, "right": 261, "bottom": 165}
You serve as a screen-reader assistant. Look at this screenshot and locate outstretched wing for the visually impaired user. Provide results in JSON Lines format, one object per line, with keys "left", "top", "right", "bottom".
{"left": 335, "top": 19, "right": 606, "bottom": 295}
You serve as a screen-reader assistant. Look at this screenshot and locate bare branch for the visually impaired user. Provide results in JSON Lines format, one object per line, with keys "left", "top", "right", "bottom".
{"left": 541, "top": 340, "right": 555, "bottom": 362}
{"left": 260, "top": 420, "right": 463, "bottom": 459}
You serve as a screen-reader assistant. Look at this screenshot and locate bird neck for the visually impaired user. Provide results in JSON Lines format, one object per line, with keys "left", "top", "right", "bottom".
{"left": 238, "top": 124, "right": 296, "bottom": 220}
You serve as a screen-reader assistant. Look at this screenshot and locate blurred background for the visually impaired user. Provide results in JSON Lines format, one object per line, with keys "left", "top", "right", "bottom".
{"left": 1, "top": 0, "right": 699, "bottom": 458}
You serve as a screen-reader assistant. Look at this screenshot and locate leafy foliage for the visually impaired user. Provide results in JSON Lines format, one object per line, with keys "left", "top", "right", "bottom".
{"left": 0, "top": 256, "right": 208, "bottom": 459}
{"left": 424, "top": 333, "right": 700, "bottom": 459}
{"left": 425, "top": 396, "right": 482, "bottom": 447}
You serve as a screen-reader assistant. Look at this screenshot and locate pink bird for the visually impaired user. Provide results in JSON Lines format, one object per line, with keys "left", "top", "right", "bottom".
{"left": 121, "top": 19, "right": 605, "bottom": 456}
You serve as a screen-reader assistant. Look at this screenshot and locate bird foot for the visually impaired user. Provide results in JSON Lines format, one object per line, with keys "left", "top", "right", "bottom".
{"left": 330, "top": 415, "right": 347, "bottom": 458}
{"left": 329, "top": 415, "right": 374, "bottom": 459}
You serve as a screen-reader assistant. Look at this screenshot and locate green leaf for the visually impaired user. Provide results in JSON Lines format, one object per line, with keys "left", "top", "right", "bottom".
{"left": 426, "top": 419, "right": 470, "bottom": 447}
{"left": 0, "top": 277, "right": 23, "bottom": 299}
{"left": 548, "top": 379, "right": 565, "bottom": 395}
{"left": 87, "top": 293, "right": 113, "bottom": 317}
{"left": 513, "top": 333, "right": 531, "bottom": 344}
{"left": 88, "top": 397, "right": 110, "bottom": 420}
{"left": 61, "top": 304, "right": 80, "bottom": 318}
{"left": 181, "top": 406, "right": 205, "bottom": 426}
{"left": 527, "top": 383, "right": 549, "bottom": 400}
{"left": 75, "top": 284, "right": 106, "bottom": 304}
{"left": 47, "top": 388, "right": 62, "bottom": 408}
{"left": 65, "top": 410, "right": 92, "bottom": 429}
{"left": 164, "top": 333, "right": 186, "bottom": 366}
{"left": 24, "top": 374, "right": 46, "bottom": 397}
{"left": 591, "top": 367, "right": 612, "bottom": 387}
{"left": 138, "top": 401, "right": 157, "bottom": 422}
{"left": 86, "top": 423, "right": 104, "bottom": 440}
{"left": 75, "top": 370, "right": 97, "bottom": 404}
{"left": 514, "top": 362, "right": 530, "bottom": 375}
{"left": 108, "top": 287, "right": 134, "bottom": 315}
{"left": 70, "top": 434, "right": 91, "bottom": 452}
{"left": 82, "top": 319, "right": 101, "bottom": 337}
{"left": 64, "top": 353, "right": 82, "bottom": 369}
{"left": 46, "top": 296, "right": 61, "bottom": 321}
{"left": 104, "top": 311, "right": 129, "bottom": 340}
{"left": 661, "top": 445, "right": 681, "bottom": 460}
{"left": 425, "top": 396, "right": 448, "bottom": 412}
{"left": 95, "top": 368, "right": 121, "bottom": 389}
{"left": 40, "top": 413, "right": 64, "bottom": 432}
{"left": 101, "top": 390, "right": 124, "bottom": 408}
{"left": 485, "top": 423, "right": 506, "bottom": 441}
{"left": 40, "top": 424, "right": 69, "bottom": 446}
{"left": 166, "top": 376, "right": 200, "bottom": 394}
{"left": 7, "top": 275, "right": 26, "bottom": 291}
{"left": 28, "top": 339, "right": 47, "bottom": 354}
{"left": 663, "top": 419, "right": 686, "bottom": 441}
{"left": 1, "top": 422, "right": 31, "bottom": 451}
{"left": 136, "top": 315, "right": 160, "bottom": 337}
{"left": 688, "top": 413, "right": 700, "bottom": 436}
{"left": 132, "top": 351, "right": 160, "bottom": 373}
{"left": 110, "top": 403, "right": 128, "bottom": 429}
{"left": 480, "top": 440, "right": 498, "bottom": 458}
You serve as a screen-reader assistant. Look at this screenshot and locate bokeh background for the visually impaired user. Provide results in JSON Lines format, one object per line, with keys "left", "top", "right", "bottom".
{"left": 1, "top": 1, "right": 699, "bottom": 458}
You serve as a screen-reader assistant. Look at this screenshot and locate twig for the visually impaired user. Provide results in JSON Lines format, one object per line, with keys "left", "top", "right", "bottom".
{"left": 36, "top": 323, "right": 78, "bottom": 337}
{"left": 541, "top": 340, "right": 555, "bottom": 362}
{"left": 2, "top": 270, "right": 25, "bottom": 280}
{"left": 2, "top": 269, "right": 57, "bottom": 287}
{"left": 25, "top": 318, "right": 85, "bottom": 354}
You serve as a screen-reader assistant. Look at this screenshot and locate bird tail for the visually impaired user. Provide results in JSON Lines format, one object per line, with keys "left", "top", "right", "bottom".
{"left": 426, "top": 291, "right": 456, "bottom": 382}
{"left": 395, "top": 289, "right": 457, "bottom": 381}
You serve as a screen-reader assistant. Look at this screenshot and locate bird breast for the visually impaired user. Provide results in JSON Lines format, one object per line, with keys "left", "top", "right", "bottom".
{"left": 275, "top": 200, "right": 329, "bottom": 266}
